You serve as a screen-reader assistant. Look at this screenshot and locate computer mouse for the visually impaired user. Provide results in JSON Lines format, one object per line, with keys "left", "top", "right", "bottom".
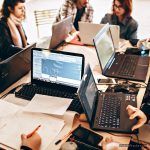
{"left": 114, "top": 84, "right": 129, "bottom": 93}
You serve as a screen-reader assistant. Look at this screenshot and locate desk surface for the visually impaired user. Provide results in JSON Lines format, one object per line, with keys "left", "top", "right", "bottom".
{"left": 0, "top": 42, "right": 150, "bottom": 150}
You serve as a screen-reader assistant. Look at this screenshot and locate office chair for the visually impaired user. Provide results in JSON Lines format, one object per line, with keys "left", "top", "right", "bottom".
{"left": 34, "top": 9, "right": 58, "bottom": 38}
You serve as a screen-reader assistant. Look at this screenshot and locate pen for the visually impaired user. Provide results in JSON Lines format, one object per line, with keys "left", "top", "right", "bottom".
{"left": 27, "top": 125, "right": 41, "bottom": 138}
{"left": 0, "top": 142, "right": 16, "bottom": 150}
{"left": 55, "top": 130, "right": 73, "bottom": 145}
{"left": 55, "top": 125, "right": 79, "bottom": 145}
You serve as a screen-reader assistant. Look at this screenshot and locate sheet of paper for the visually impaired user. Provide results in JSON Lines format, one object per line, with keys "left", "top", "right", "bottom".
{"left": 0, "top": 112, "right": 65, "bottom": 150}
{"left": 46, "top": 111, "right": 79, "bottom": 150}
{"left": 23, "top": 94, "right": 72, "bottom": 115}
{"left": 0, "top": 100, "right": 22, "bottom": 118}
{"left": 3, "top": 94, "right": 29, "bottom": 106}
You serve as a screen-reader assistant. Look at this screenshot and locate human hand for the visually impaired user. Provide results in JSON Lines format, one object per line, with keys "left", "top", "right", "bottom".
{"left": 102, "top": 137, "right": 120, "bottom": 150}
{"left": 137, "top": 38, "right": 150, "bottom": 49}
{"left": 21, "top": 132, "right": 41, "bottom": 150}
{"left": 126, "top": 105, "right": 147, "bottom": 131}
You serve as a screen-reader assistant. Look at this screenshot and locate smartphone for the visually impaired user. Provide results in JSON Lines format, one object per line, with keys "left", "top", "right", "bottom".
{"left": 72, "top": 125, "right": 103, "bottom": 146}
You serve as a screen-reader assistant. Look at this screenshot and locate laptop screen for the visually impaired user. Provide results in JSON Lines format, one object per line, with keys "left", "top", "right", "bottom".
{"left": 78, "top": 64, "right": 98, "bottom": 121}
{"left": 93, "top": 24, "right": 114, "bottom": 70}
{"left": 32, "top": 49, "right": 84, "bottom": 88}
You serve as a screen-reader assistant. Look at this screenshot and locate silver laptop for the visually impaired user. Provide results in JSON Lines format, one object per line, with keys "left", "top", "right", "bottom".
{"left": 49, "top": 16, "right": 73, "bottom": 49}
{"left": 79, "top": 22, "right": 120, "bottom": 49}
{"left": 0, "top": 43, "right": 36, "bottom": 93}
{"left": 36, "top": 16, "right": 73, "bottom": 49}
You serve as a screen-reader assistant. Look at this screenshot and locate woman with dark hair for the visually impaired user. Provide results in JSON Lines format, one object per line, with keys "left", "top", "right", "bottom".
{"left": 0, "top": 0, "right": 27, "bottom": 60}
{"left": 55, "top": 0, "right": 94, "bottom": 31}
{"left": 101, "top": 0, "right": 138, "bottom": 40}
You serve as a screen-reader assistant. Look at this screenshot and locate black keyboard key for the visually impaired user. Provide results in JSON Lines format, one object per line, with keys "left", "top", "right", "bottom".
{"left": 98, "top": 94, "right": 121, "bottom": 128}
{"left": 118, "top": 56, "right": 138, "bottom": 77}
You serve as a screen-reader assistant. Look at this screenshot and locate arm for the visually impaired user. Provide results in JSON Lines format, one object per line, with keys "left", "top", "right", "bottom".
{"left": 100, "top": 14, "right": 111, "bottom": 24}
{"left": 85, "top": 4, "right": 94, "bottom": 23}
{"left": 55, "top": 0, "right": 73, "bottom": 22}
{"left": 0, "top": 22, "right": 22, "bottom": 60}
{"left": 127, "top": 19, "right": 138, "bottom": 40}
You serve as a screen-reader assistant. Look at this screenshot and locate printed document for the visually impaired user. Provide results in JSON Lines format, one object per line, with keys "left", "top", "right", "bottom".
{"left": 23, "top": 94, "right": 72, "bottom": 115}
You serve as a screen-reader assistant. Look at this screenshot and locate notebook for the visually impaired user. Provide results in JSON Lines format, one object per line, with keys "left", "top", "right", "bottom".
{"left": 15, "top": 48, "right": 85, "bottom": 113}
{"left": 78, "top": 64, "right": 138, "bottom": 133}
{"left": 0, "top": 43, "right": 36, "bottom": 93}
{"left": 36, "top": 16, "right": 73, "bottom": 50}
{"left": 93, "top": 23, "right": 150, "bottom": 82}
{"left": 49, "top": 16, "right": 73, "bottom": 49}
{"left": 79, "top": 22, "right": 120, "bottom": 49}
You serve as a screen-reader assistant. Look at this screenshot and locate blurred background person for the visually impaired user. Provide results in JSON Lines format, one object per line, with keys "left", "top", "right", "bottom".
{"left": 55, "top": 0, "right": 94, "bottom": 31}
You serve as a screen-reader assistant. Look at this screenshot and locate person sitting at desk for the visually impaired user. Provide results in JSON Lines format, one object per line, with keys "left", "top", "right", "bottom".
{"left": 55, "top": 0, "right": 94, "bottom": 31}
{"left": 0, "top": 0, "right": 27, "bottom": 60}
{"left": 100, "top": 0, "right": 138, "bottom": 40}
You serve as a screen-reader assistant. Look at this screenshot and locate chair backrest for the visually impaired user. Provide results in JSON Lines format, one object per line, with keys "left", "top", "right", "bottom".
{"left": 34, "top": 9, "right": 58, "bottom": 38}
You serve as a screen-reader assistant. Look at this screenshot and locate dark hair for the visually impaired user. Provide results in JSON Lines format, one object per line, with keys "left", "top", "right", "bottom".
{"left": 1, "top": 0, "right": 25, "bottom": 18}
{"left": 112, "top": 0, "right": 132, "bottom": 18}
{"left": 72, "top": 0, "right": 78, "bottom": 3}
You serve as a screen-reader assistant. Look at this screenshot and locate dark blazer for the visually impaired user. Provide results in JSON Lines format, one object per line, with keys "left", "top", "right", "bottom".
{"left": 0, "top": 17, "right": 26, "bottom": 61}
{"left": 101, "top": 13, "right": 138, "bottom": 40}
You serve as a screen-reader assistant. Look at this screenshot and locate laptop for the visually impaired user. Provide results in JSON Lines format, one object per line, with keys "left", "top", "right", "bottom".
{"left": 78, "top": 64, "right": 138, "bottom": 133}
{"left": 49, "top": 16, "right": 73, "bottom": 49}
{"left": 79, "top": 22, "right": 120, "bottom": 49}
{"left": 15, "top": 48, "right": 85, "bottom": 113}
{"left": 0, "top": 43, "right": 36, "bottom": 93}
{"left": 36, "top": 16, "right": 73, "bottom": 49}
{"left": 93, "top": 23, "right": 150, "bottom": 82}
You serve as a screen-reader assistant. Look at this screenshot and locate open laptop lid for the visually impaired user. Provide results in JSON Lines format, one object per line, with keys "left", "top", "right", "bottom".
{"left": 79, "top": 22, "right": 103, "bottom": 46}
{"left": 31, "top": 48, "right": 84, "bottom": 89}
{"left": 49, "top": 16, "right": 73, "bottom": 49}
{"left": 93, "top": 23, "right": 116, "bottom": 74}
{"left": 78, "top": 64, "right": 98, "bottom": 123}
{"left": 0, "top": 43, "right": 36, "bottom": 93}
{"left": 79, "top": 22, "right": 119, "bottom": 49}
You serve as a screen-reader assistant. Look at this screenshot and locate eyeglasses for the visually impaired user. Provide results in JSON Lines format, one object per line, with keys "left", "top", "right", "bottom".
{"left": 114, "top": 4, "right": 123, "bottom": 10}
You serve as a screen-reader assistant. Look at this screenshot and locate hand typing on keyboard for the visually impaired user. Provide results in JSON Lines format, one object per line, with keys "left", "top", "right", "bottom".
{"left": 126, "top": 105, "right": 147, "bottom": 131}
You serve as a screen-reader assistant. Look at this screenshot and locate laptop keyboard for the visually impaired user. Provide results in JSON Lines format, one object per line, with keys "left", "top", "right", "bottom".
{"left": 15, "top": 84, "right": 83, "bottom": 114}
{"left": 98, "top": 93, "right": 121, "bottom": 128}
{"left": 118, "top": 56, "right": 139, "bottom": 77}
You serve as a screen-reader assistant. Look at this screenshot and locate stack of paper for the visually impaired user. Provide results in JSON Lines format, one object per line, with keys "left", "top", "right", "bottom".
{"left": 0, "top": 94, "right": 73, "bottom": 150}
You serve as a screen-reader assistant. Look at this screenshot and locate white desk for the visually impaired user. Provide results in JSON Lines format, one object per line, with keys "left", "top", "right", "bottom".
{"left": 0, "top": 42, "right": 150, "bottom": 150}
